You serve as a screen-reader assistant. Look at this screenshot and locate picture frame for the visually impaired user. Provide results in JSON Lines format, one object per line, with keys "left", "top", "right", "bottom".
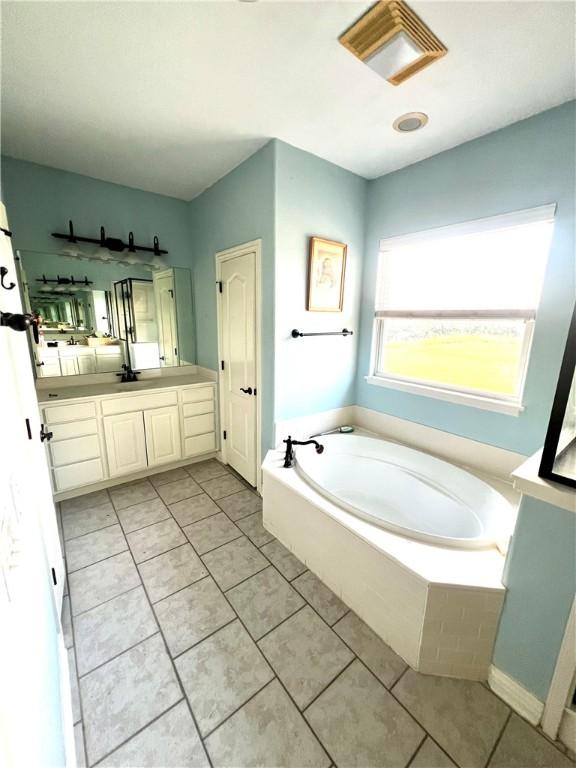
{"left": 307, "top": 236, "right": 347, "bottom": 312}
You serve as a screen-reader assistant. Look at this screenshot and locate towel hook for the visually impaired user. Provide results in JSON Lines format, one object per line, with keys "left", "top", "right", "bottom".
{"left": 0, "top": 266, "right": 16, "bottom": 291}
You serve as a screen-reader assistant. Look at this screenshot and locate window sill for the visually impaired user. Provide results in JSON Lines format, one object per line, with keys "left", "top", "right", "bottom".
{"left": 365, "top": 375, "right": 525, "bottom": 416}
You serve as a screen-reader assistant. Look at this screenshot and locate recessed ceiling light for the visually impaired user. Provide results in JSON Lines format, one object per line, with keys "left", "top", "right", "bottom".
{"left": 393, "top": 112, "right": 428, "bottom": 132}
{"left": 339, "top": 0, "right": 447, "bottom": 86}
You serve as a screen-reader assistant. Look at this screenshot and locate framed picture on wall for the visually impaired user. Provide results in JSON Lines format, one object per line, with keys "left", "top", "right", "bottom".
{"left": 307, "top": 236, "right": 347, "bottom": 312}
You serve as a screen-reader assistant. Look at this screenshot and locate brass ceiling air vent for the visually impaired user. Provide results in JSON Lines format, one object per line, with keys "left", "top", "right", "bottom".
{"left": 339, "top": 0, "right": 447, "bottom": 86}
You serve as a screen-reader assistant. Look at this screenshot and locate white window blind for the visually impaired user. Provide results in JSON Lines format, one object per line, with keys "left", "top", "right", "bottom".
{"left": 369, "top": 205, "right": 556, "bottom": 412}
{"left": 376, "top": 205, "right": 555, "bottom": 316}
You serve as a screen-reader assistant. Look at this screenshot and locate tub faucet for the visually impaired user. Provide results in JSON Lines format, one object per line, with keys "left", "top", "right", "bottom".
{"left": 282, "top": 435, "right": 324, "bottom": 468}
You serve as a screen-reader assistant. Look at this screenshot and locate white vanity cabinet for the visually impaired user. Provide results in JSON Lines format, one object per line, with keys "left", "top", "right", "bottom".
{"left": 41, "top": 379, "right": 217, "bottom": 495}
{"left": 144, "top": 406, "right": 182, "bottom": 467}
{"left": 103, "top": 411, "right": 148, "bottom": 477}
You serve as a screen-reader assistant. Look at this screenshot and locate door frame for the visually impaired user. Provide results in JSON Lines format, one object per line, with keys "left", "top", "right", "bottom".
{"left": 215, "top": 239, "right": 262, "bottom": 493}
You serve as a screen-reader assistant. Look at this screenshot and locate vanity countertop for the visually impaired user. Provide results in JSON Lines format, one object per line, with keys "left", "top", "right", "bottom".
{"left": 36, "top": 373, "right": 216, "bottom": 403}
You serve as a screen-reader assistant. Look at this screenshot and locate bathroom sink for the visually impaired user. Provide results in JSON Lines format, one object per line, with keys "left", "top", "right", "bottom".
{"left": 113, "top": 381, "right": 155, "bottom": 391}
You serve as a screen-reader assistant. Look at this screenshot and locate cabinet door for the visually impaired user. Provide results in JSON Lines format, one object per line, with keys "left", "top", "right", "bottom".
{"left": 104, "top": 411, "right": 147, "bottom": 478}
{"left": 59, "top": 356, "right": 78, "bottom": 376}
{"left": 77, "top": 353, "right": 96, "bottom": 374}
{"left": 144, "top": 406, "right": 181, "bottom": 467}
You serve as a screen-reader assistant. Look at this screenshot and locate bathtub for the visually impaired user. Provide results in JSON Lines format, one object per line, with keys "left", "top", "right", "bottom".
{"left": 294, "top": 433, "right": 511, "bottom": 549}
{"left": 262, "top": 431, "right": 510, "bottom": 680}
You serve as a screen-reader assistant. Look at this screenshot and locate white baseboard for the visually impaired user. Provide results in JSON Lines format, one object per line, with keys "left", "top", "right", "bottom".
{"left": 488, "top": 665, "right": 544, "bottom": 726}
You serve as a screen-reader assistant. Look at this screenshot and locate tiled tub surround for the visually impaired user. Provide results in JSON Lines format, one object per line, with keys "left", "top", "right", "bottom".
{"left": 58, "top": 459, "right": 573, "bottom": 768}
{"left": 262, "top": 448, "right": 507, "bottom": 681}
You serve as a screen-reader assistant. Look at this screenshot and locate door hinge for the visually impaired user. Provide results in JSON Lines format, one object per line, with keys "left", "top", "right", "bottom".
{"left": 223, "top": 430, "right": 227, "bottom": 440}
{"left": 51, "top": 567, "right": 57, "bottom": 586}
{"left": 221, "top": 360, "right": 225, "bottom": 371}
{"left": 174, "top": 347, "right": 178, "bottom": 356}
{"left": 217, "top": 281, "right": 223, "bottom": 293}
{"left": 25, "top": 418, "right": 32, "bottom": 440}
{"left": 0, "top": 226, "right": 13, "bottom": 238}
{"left": 254, "top": 388, "right": 257, "bottom": 396}
{"left": 169, "top": 289, "right": 174, "bottom": 299}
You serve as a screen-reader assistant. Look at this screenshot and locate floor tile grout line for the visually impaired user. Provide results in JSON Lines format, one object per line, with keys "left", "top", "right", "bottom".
{"left": 131, "top": 533, "right": 191, "bottom": 565}
{"left": 184, "top": 531, "right": 244, "bottom": 558}
{"left": 171, "top": 507, "right": 222, "bottom": 527}
{"left": 77, "top": 629, "right": 161, "bottom": 681}
{"left": 120, "top": 533, "right": 215, "bottom": 768}
{"left": 386, "top": 665, "right": 479, "bottom": 768}
{"left": 147, "top": 570, "right": 210, "bottom": 607}
{"left": 195, "top": 558, "right": 337, "bottom": 767}
{"left": 254, "top": 601, "right": 309, "bottom": 643}
{"left": 170, "top": 615, "right": 239, "bottom": 662}
{"left": 482, "top": 710, "right": 512, "bottom": 768}
{"left": 404, "top": 732, "right": 429, "bottom": 768}
{"left": 66, "top": 546, "right": 129, "bottom": 576}
{"left": 300, "top": 654, "right": 357, "bottom": 714}
{"left": 67, "top": 546, "right": 129, "bottom": 576}
{"left": 89, "top": 698, "right": 186, "bottom": 768}
{"left": 71, "top": 583, "right": 143, "bottom": 619}
{"left": 120, "top": 511, "right": 174, "bottom": 537}
{"left": 200, "top": 676, "right": 277, "bottom": 742}
{"left": 214, "top": 560, "right": 271, "bottom": 594}
{"left": 63, "top": 520, "right": 119, "bottom": 544}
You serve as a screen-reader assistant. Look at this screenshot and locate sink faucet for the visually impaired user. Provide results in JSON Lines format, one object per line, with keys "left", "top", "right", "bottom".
{"left": 282, "top": 435, "right": 324, "bottom": 468}
{"left": 116, "top": 363, "right": 141, "bottom": 383}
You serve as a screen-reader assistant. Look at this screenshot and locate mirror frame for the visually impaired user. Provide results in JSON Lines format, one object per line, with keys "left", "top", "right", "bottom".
{"left": 539, "top": 302, "right": 576, "bottom": 489}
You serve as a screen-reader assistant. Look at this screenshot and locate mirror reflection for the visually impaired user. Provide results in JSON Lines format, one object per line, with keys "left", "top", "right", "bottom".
{"left": 18, "top": 250, "right": 196, "bottom": 378}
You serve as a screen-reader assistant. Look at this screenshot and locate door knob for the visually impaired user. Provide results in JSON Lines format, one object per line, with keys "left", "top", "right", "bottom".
{"left": 40, "top": 424, "right": 53, "bottom": 443}
{"left": 240, "top": 387, "right": 253, "bottom": 395}
{"left": 0, "top": 311, "right": 39, "bottom": 343}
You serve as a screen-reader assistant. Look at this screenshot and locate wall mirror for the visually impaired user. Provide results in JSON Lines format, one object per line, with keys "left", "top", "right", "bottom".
{"left": 18, "top": 249, "right": 196, "bottom": 379}
{"left": 539, "top": 303, "right": 576, "bottom": 488}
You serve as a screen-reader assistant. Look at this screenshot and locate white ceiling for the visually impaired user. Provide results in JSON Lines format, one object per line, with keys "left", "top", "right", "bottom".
{"left": 1, "top": 1, "right": 574, "bottom": 200}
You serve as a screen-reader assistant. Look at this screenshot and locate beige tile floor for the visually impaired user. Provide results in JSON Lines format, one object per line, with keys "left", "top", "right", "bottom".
{"left": 58, "top": 459, "right": 574, "bottom": 768}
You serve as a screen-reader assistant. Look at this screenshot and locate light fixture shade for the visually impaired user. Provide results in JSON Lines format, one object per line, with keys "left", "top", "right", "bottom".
{"left": 365, "top": 31, "right": 422, "bottom": 80}
{"left": 92, "top": 245, "right": 113, "bottom": 262}
{"left": 125, "top": 251, "right": 142, "bottom": 266}
{"left": 339, "top": 0, "right": 447, "bottom": 86}
{"left": 60, "top": 244, "right": 86, "bottom": 260}
{"left": 150, "top": 255, "right": 168, "bottom": 271}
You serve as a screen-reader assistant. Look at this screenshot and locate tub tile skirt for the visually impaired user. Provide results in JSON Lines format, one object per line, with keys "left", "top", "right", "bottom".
{"left": 262, "top": 456, "right": 506, "bottom": 682}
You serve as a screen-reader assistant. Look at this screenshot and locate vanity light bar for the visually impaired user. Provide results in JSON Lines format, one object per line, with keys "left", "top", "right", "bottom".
{"left": 339, "top": 0, "right": 447, "bottom": 86}
{"left": 51, "top": 220, "right": 168, "bottom": 255}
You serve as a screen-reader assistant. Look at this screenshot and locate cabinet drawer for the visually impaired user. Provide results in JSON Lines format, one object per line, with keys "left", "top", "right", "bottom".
{"left": 44, "top": 401, "right": 97, "bottom": 424}
{"left": 184, "top": 413, "right": 215, "bottom": 438}
{"left": 53, "top": 458, "right": 104, "bottom": 492}
{"left": 182, "top": 386, "right": 214, "bottom": 404}
{"left": 50, "top": 419, "right": 98, "bottom": 442}
{"left": 184, "top": 432, "right": 216, "bottom": 457}
{"left": 51, "top": 434, "right": 101, "bottom": 467}
{"left": 183, "top": 400, "right": 215, "bottom": 418}
{"left": 101, "top": 391, "right": 177, "bottom": 415}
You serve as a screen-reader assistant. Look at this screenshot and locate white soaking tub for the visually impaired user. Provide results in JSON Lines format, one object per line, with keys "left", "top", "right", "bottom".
{"left": 294, "top": 433, "right": 511, "bottom": 549}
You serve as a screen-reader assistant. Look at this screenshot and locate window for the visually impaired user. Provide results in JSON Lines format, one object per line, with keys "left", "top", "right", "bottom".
{"left": 368, "top": 205, "right": 556, "bottom": 415}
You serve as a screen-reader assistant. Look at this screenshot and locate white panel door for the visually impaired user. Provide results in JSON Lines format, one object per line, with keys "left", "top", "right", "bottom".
{"left": 220, "top": 251, "right": 256, "bottom": 485}
{"left": 153, "top": 271, "right": 178, "bottom": 367}
{"left": 144, "top": 406, "right": 181, "bottom": 467}
{"left": 132, "top": 281, "right": 158, "bottom": 342}
{"left": 0, "top": 206, "right": 70, "bottom": 768}
{"left": 104, "top": 411, "right": 148, "bottom": 477}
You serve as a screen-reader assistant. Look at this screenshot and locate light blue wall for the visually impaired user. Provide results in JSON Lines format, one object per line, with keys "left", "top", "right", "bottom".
{"left": 493, "top": 494, "right": 576, "bottom": 700}
{"left": 187, "top": 141, "right": 276, "bottom": 453}
{"left": 1, "top": 156, "right": 191, "bottom": 267}
{"left": 274, "top": 141, "right": 366, "bottom": 426}
{"left": 356, "top": 101, "right": 576, "bottom": 456}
